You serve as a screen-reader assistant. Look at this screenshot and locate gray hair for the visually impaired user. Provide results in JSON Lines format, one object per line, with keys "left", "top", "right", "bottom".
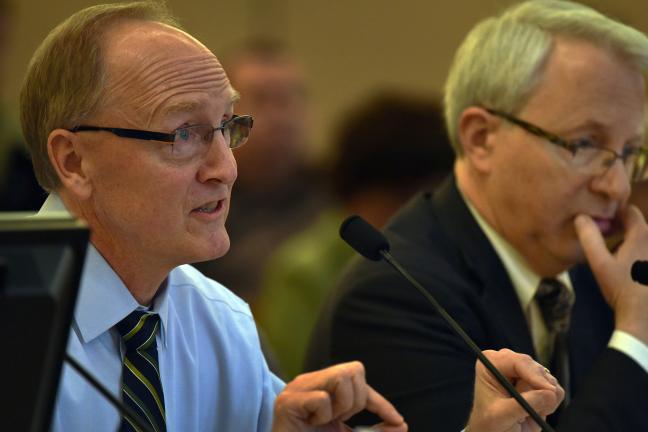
{"left": 444, "top": 0, "right": 648, "bottom": 155}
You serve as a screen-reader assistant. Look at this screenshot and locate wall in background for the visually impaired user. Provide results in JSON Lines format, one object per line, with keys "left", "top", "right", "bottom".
{"left": 3, "top": 0, "right": 646, "bottom": 161}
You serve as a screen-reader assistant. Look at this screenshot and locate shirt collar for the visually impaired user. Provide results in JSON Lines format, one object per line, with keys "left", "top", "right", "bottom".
{"left": 36, "top": 193, "right": 69, "bottom": 215}
{"left": 459, "top": 190, "right": 572, "bottom": 312}
{"left": 37, "top": 193, "right": 170, "bottom": 346}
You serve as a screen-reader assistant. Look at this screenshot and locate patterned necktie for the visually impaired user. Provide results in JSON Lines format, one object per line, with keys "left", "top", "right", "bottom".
{"left": 115, "top": 310, "right": 166, "bottom": 432}
{"left": 535, "top": 278, "right": 575, "bottom": 405}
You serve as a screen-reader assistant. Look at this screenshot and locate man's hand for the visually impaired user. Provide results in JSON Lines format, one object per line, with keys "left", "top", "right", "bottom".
{"left": 575, "top": 206, "right": 648, "bottom": 344}
{"left": 466, "top": 349, "right": 564, "bottom": 432}
{"left": 271, "top": 361, "right": 407, "bottom": 432}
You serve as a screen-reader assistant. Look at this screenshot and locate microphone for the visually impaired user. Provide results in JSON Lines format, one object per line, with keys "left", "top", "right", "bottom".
{"left": 340, "top": 215, "right": 556, "bottom": 432}
{"left": 631, "top": 260, "right": 648, "bottom": 285}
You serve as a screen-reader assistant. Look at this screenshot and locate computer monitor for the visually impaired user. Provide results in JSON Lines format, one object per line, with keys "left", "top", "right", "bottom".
{"left": 0, "top": 215, "right": 89, "bottom": 432}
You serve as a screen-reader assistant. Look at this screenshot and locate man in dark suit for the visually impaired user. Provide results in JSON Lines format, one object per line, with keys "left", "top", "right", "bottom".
{"left": 306, "top": 1, "right": 648, "bottom": 431}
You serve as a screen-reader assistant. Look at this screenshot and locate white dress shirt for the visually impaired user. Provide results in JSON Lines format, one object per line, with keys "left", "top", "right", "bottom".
{"left": 40, "top": 195, "right": 285, "bottom": 431}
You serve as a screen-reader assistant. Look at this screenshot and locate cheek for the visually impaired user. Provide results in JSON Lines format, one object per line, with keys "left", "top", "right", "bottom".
{"left": 92, "top": 157, "right": 192, "bottom": 223}
{"left": 495, "top": 156, "right": 581, "bottom": 227}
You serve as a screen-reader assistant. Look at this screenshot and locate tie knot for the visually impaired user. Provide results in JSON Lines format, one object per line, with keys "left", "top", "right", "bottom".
{"left": 535, "top": 278, "right": 574, "bottom": 334}
{"left": 115, "top": 310, "right": 160, "bottom": 352}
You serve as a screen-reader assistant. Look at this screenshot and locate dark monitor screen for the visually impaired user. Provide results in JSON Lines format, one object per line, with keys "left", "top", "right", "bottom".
{"left": 0, "top": 215, "right": 89, "bottom": 432}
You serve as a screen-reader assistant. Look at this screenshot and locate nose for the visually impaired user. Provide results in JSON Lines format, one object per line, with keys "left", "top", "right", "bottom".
{"left": 196, "top": 130, "right": 237, "bottom": 185}
{"left": 590, "top": 158, "right": 631, "bottom": 204}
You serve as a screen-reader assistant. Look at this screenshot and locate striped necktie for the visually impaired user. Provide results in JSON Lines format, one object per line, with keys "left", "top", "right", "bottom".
{"left": 115, "top": 310, "right": 166, "bottom": 432}
{"left": 535, "top": 278, "right": 575, "bottom": 406}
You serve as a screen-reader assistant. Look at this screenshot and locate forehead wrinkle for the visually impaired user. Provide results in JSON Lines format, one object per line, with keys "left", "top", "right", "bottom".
{"left": 163, "top": 87, "right": 238, "bottom": 117}
{"left": 105, "top": 53, "right": 230, "bottom": 127}
{"left": 128, "top": 56, "right": 227, "bottom": 104}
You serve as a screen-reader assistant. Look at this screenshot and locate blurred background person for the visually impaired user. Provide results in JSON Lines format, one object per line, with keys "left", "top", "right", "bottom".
{"left": 194, "top": 39, "right": 328, "bottom": 305}
{"left": 0, "top": 0, "right": 44, "bottom": 211}
{"left": 257, "top": 92, "right": 454, "bottom": 379}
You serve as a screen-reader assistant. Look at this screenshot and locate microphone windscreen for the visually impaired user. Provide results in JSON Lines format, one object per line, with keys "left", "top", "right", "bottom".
{"left": 631, "top": 260, "right": 648, "bottom": 285}
{"left": 339, "top": 215, "right": 390, "bottom": 261}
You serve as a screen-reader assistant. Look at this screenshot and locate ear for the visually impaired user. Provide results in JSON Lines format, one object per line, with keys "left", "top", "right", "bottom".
{"left": 457, "top": 106, "right": 499, "bottom": 174}
{"left": 47, "top": 128, "right": 93, "bottom": 200}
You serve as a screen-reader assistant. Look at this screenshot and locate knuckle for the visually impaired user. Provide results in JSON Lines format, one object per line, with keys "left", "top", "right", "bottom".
{"left": 274, "top": 392, "right": 291, "bottom": 411}
{"left": 349, "top": 360, "right": 365, "bottom": 376}
{"left": 519, "top": 353, "right": 533, "bottom": 363}
{"left": 337, "top": 361, "right": 364, "bottom": 380}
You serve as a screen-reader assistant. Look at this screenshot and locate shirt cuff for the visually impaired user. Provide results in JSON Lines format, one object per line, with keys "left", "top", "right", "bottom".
{"left": 608, "top": 330, "right": 648, "bottom": 374}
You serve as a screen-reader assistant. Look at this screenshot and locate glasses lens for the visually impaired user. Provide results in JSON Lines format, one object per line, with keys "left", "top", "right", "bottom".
{"left": 172, "top": 125, "right": 212, "bottom": 159}
{"left": 570, "top": 146, "right": 603, "bottom": 173}
{"left": 228, "top": 116, "right": 253, "bottom": 149}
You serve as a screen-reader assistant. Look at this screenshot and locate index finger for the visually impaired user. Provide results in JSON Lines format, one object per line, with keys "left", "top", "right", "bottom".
{"left": 364, "top": 385, "right": 406, "bottom": 427}
{"left": 574, "top": 213, "right": 611, "bottom": 270}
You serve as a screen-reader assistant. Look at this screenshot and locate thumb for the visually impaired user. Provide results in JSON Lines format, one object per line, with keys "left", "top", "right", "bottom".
{"left": 486, "top": 389, "right": 557, "bottom": 431}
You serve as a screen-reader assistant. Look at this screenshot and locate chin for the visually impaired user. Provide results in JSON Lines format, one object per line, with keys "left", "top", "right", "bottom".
{"left": 557, "top": 241, "right": 587, "bottom": 269}
{"left": 196, "top": 236, "right": 231, "bottom": 263}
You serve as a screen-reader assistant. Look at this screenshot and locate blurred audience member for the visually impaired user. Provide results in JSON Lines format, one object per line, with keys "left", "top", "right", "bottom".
{"left": 0, "top": 0, "right": 45, "bottom": 210}
{"left": 194, "top": 39, "right": 326, "bottom": 303}
{"left": 257, "top": 92, "right": 454, "bottom": 378}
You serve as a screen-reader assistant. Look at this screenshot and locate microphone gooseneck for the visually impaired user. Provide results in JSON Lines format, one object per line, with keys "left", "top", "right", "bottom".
{"left": 631, "top": 260, "right": 648, "bottom": 285}
{"left": 340, "top": 215, "right": 556, "bottom": 432}
{"left": 65, "top": 354, "right": 155, "bottom": 432}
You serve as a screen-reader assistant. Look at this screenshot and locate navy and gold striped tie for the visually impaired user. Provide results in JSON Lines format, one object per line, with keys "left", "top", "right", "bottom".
{"left": 116, "top": 310, "right": 166, "bottom": 432}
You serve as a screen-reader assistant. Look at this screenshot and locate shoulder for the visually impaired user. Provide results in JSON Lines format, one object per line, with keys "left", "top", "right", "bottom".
{"left": 168, "top": 264, "right": 253, "bottom": 319}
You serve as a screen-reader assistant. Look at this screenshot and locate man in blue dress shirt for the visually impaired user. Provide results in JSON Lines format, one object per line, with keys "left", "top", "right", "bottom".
{"left": 19, "top": 2, "right": 562, "bottom": 431}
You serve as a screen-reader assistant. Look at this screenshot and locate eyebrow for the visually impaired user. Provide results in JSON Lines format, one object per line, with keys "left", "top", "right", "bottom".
{"left": 163, "top": 101, "right": 200, "bottom": 115}
{"left": 230, "top": 88, "right": 241, "bottom": 103}
{"left": 161, "top": 88, "right": 241, "bottom": 117}
{"left": 562, "top": 119, "right": 645, "bottom": 144}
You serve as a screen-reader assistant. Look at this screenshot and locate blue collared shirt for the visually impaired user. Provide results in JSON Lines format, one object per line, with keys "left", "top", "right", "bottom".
{"left": 50, "top": 242, "right": 284, "bottom": 431}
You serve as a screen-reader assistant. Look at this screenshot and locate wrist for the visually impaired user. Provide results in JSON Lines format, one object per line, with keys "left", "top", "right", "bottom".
{"left": 615, "top": 322, "right": 648, "bottom": 346}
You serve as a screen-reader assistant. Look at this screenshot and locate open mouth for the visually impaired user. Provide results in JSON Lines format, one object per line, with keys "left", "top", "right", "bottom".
{"left": 192, "top": 200, "right": 224, "bottom": 214}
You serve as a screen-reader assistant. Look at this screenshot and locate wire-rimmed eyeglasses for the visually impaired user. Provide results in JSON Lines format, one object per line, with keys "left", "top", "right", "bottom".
{"left": 484, "top": 108, "right": 648, "bottom": 182}
{"left": 69, "top": 114, "right": 253, "bottom": 161}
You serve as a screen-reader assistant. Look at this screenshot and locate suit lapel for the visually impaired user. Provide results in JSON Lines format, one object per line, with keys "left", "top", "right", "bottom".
{"left": 432, "top": 176, "right": 537, "bottom": 357}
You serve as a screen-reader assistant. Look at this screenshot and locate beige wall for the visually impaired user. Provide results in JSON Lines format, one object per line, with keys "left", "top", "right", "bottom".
{"left": 4, "top": 0, "right": 648, "bottom": 161}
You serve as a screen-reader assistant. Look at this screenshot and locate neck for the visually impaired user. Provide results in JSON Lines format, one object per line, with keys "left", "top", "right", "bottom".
{"left": 91, "top": 232, "right": 170, "bottom": 305}
{"left": 455, "top": 160, "right": 496, "bottom": 225}
{"left": 60, "top": 191, "right": 170, "bottom": 305}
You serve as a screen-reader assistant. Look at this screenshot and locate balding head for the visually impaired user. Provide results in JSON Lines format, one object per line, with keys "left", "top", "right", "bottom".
{"left": 96, "top": 20, "right": 234, "bottom": 130}
{"left": 20, "top": 1, "right": 179, "bottom": 191}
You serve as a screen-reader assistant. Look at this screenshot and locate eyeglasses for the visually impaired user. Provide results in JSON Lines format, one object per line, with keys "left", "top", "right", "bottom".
{"left": 484, "top": 108, "right": 648, "bottom": 182}
{"left": 69, "top": 114, "right": 253, "bottom": 161}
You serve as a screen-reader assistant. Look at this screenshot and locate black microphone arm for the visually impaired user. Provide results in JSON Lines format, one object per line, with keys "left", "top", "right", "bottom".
{"left": 631, "top": 260, "right": 648, "bottom": 285}
{"left": 64, "top": 354, "right": 155, "bottom": 432}
{"left": 340, "top": 215, "right": 556, "bottom": 432}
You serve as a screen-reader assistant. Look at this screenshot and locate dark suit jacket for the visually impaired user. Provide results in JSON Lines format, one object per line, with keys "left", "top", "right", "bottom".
{"left": 306, "top": 176, "right": 648, "bottom": 431}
